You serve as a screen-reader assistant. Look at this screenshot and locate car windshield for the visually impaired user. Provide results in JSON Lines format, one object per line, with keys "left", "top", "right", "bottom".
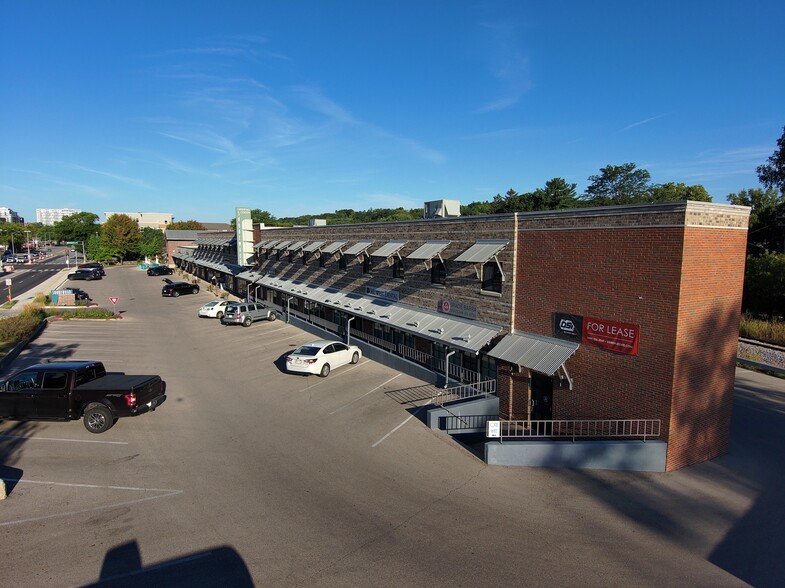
{"left": 226, "top": 306, "right": 238, "bottom": 313}
{"left": 293, "top": 346, "right": 320, "bottom": 356}
{"left": 203, "top": 301, "right": 218, "bottom": 308}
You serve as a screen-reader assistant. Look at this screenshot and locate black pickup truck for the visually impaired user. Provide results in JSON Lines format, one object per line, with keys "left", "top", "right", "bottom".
{"left": 0, "top": 361, "right": 166, "bottom": 433}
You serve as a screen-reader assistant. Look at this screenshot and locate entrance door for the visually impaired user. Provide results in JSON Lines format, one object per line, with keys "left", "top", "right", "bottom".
{"left": 530, "top": 372, "right": 553, "bottom": 420}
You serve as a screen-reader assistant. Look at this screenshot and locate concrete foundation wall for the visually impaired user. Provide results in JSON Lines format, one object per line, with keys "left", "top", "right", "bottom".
{"left": 426, "top": 396, "right": 499, "bottom": 429}
{"left": 485, "top": 440, "right": 667, "bottom": 472}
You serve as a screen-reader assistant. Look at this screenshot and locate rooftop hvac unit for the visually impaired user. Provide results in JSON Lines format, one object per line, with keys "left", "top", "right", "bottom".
{"left": 424, "top": 199, "right": 461, "bottom": 219}
{"left": 309, "top": 218, "right": 327, "bottom": 226}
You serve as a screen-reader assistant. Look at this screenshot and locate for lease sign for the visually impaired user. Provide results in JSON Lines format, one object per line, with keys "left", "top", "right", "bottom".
{"left": 582, "top": 316, "right": 640, "bottom": 355}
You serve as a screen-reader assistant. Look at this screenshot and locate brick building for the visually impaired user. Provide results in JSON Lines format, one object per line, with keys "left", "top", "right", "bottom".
{"left": 173, "top": 201, "right": 750, "bottom": 471}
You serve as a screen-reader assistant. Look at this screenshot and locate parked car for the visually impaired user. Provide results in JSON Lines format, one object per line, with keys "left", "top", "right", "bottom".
{"left": 78, "top": 262, "right": 106, "bottom": 276}
{"left": 2, "top": 255, "right": 17, "bottom": 264}
{"left": 198, "top": 300, "right": 232, "bottom": 319}
{"left": 162, "top": 278, "right": 199, "bottom": 297}
{"left": 147, "top": 265, "right": 173, "bottom": 276}
{"left": 286, "top": 340, "right": 361, "bottom": 377}
{"left": 220, "top": 302, "right": 278, "bottom": 327}
{"left": 68, "top": 268, "right": 102, "bottom": 281}
{"left": 0, "top": 360, "right": 166, "bottom": 433}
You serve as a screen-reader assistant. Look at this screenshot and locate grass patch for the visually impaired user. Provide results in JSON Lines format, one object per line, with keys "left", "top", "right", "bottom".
{"left": 739, "top": 314, "right": 785, "bottom": 346}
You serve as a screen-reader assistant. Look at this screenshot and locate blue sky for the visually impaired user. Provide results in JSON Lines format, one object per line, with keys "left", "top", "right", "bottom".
{"left": 2, "top": 1, "right": 784, "bottom": 224}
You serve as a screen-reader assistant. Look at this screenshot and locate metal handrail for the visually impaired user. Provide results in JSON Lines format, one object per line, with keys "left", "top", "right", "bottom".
{"left": 433, "top": 380, "right": 496, "bottom": 406}
{"left": 488, "top": 419, "right": 661, "bottom": 441}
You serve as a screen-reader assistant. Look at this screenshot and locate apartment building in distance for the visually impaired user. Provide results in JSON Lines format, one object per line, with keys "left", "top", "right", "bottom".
{"left": 36, "top": 207, "right": 82, "bottom": 225}
{"left": 0, "top": 207, "right": 24, "bottom": 224}
{"left": 104, "top": 211, "right": 174, "bottom": 229}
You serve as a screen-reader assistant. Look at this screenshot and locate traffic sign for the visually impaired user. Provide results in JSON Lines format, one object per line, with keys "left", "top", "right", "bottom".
{"left": 110, "top": 297, "right": 119, "bottom": 306}
{"left": 66, "top": 241, "right": 79, "bottom": 245}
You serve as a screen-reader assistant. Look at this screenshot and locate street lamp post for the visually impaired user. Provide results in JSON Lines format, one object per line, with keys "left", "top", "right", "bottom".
{"left": 24, "top": 230, "right": 31, "bottom": 264}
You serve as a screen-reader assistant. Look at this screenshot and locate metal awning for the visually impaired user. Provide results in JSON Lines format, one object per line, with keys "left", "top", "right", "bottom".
{"left": 271, "top": 240, "right": 293, "bottom": 252}
{"left": 302, "top": 241, "right": 326, "bottom": 253}
{"left": 487, "top": 331, "right": 579, "bottom": 386}
{"left": 343, "top": 240, "right": 375, "bottom": 257}
{"left": 260, "top": 275, "right": 501, "bottom": 354}
{"left": 406, "top": 240, "right": 450, "bottom": 270}
{"left": 191, "top": 259, "right": 245, "bottom": 276}
{"left": 455, "top": 239, "right": 509, "bottom": 263}
{"left": 454, "top": 239, "right": 509, "bottom": 281}
{"left": 287, "top": 240, "right": 308, "bottom": 252}
{"left": 320, "top": 241, "right": 348, "bottom": 255}
{"left": 370, "top": 240, "right": 407, "bottom": 265}
{"left": 255, "top": 239, "right": 277, "bottom": 250}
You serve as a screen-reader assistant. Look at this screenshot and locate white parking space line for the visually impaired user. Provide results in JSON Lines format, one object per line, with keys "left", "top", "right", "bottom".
{"left": 0, "top": 479, "right": 182, "bottom": 527}
{"left": 328, "top": 373, "right": 403, "bottom": 415}
{"left": 0, "top": 434, "right": 128, "bottom": 445}
{"left": 372, "top": 411, "right": 422, "bottom": 448}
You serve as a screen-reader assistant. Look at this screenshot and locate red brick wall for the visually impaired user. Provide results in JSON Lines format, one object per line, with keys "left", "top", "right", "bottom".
{"left": 508, "top": 218, "right": 748, "bottom": 470}
{"left": 515, "top": 226, "right": 682, "bottom": 429}
{"left": 667, "top": 227, "right": 747, "bottom": 470}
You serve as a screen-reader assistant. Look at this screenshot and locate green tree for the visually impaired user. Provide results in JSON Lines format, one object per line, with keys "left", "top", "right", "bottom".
{"left": 53, "top": 212, "right": 100, "bottom": 244}
{"left": 461, "top": 201, "right": 493, "bottom": 216}
{"left": 0, "top": 223, "right": 26, "bottom": 252}
{"left": 533, "top": 178, "right": 580, "bottom": 209}
{"left": 101, "top": 213, "right": 141, "bottom": 263}
{"left": 168, "top": 220, "right": 205, "bottom": 230}
{"left": 757, "top": 125, "right": 785, "bottom": 194}
{"left": 582, "top": 163, "right": 652, "bottom": 206}
{"left": 650, "top": 182, "right": 712, "bottom": 202}
{"left": 742, "top": 252, "right": 785, "bottom": 318}
{"left": 727, "top": 187, "right": 785, "bottom": 254}
{"left": 139, "top": 227, "right": 166, "bottom": 260}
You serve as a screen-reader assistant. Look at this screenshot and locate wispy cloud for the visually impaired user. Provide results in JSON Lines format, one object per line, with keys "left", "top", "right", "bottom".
{"left": 66, "top": 164, "right": 153, "bottom": 189}
{"left": 478, "top": 21, "right": 531, "bottom": 113}
{"left": 621, "top": 114, "right": 667, "bottom": 132}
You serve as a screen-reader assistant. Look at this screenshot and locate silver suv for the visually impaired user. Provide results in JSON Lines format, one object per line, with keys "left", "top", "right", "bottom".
{"left": 220, "top": 302, "right": 278, "bottom": 327}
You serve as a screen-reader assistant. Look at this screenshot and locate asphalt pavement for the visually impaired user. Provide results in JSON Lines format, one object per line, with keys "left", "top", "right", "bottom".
{"left": 1, "top": 264, "right": 784, "bottom": 587}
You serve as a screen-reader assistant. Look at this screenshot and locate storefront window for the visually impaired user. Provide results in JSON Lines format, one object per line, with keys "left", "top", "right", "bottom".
{"left": 339, "top": 255, "right": 347, "bottom": 271}
{"left": 320, "top": 253, "right": 327, "bottom": 268}
{"left": 363, "top": 256, "right": 372, "bottom": 274}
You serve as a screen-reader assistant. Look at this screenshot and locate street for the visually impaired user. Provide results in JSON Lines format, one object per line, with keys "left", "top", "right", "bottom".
{"left": 1, "top": 265, "right": 783, "bottom": 587}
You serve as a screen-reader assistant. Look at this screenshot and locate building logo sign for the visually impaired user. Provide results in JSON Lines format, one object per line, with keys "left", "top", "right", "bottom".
{"left": 365, "top": 286, "right": 399, "bottom": 302}
{"left": 554, "top": 313, "right": 583, "bottom": 342}
{"left": 555, "top": 312, "right": 639, "bottom": 355}
{"left": 438, "top": 299, "right": 477, "bottom": 320}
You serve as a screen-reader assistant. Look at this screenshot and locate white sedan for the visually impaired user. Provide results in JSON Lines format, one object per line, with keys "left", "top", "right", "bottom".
{"left": 198, "top": 300, "right": 232, "bottom": 319}
{"left": 286, "top": 339, "right": 362, "bottom": 377}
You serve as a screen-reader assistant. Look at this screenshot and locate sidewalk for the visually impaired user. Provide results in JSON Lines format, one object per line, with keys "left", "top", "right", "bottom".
{"left": 0, "top": 267, "right": 71, "bottom": 317}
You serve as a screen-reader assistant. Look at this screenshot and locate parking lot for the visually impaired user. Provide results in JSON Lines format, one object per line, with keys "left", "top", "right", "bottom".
{"left": 1, "top": 265, "right": 784, "bottom": 587}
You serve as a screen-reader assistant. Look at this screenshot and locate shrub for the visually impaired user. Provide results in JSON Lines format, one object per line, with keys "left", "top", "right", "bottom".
{"left": 739, "top": 314, "right": 785, "bottom": 346}
{"left": 0, "top": 310, "right": 46, "bottom": 342}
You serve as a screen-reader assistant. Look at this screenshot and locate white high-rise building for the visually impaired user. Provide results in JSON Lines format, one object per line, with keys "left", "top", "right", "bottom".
{"left": 36, "top": 208, "right": 82, "bottom": 225}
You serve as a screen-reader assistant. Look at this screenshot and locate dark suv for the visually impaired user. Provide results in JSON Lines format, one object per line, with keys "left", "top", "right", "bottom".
{"left": 220, "top": 302, "right": 278, "bottom": 327}
{"left": 147, "top": 265, "right": 174, "bottom": 276}
{"left": 78, "top": 262, "right": 106, "bottom": 276}
{"left": 162, "top": 279, "right": 199, "bottom": 297}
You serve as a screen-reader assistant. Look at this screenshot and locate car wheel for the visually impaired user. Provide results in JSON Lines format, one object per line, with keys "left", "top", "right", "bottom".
{"left": 173, "top": 291, "right": 180, "bottom": 297}
{"left": 268, "top": 313, "right": 277, "bottom": 322}
{"left": 351, "top": 351, "right": 359, "bottom": 364}
{"left": 319, "top": 363, "right": 331, "bottom": 377}
{"left": 216, "top": 312, "right": 224, "bottom": 320}
{"left": 83, "top": 404, "right": 114, "bottom": 434}
{"left": 192, "top": 287, "right": 199, "bottom": 294}
{"left": 243, "top": 317, "right": 252, "bottom": 327}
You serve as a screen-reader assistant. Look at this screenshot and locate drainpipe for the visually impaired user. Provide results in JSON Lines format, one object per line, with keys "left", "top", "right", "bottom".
{"left": 346, "top": 316, "right": 354, "bottom": 346}
{"left": 444, "top": 349, "right": 456, "bottom": 389}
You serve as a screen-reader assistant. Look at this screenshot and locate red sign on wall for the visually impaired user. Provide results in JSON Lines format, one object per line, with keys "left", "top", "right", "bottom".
{"left": 582, "top": 316, "right": 640, "bottom": 355}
